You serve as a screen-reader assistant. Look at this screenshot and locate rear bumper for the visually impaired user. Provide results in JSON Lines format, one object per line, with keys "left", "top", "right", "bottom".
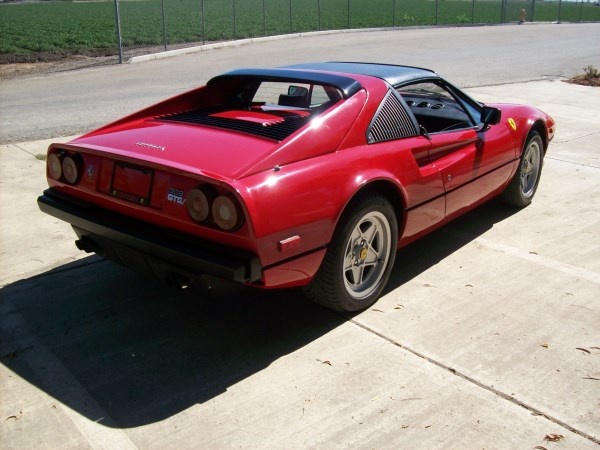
{"left": 37, "top": 189, "right": 262, "bottom": 284}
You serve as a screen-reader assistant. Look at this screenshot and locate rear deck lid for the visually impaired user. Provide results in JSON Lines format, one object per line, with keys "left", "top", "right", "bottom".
{"left": 71, "top": 118, "right": 282, "bottom": 180}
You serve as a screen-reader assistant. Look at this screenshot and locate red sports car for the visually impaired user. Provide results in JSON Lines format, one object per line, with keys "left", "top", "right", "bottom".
{"left": 38, "top": 62, "right": 555, "bottom": 312}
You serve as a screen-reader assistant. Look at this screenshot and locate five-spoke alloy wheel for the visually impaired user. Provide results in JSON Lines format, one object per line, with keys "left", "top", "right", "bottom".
{"left": 342, "top": 211, "right": 392, "bottom": 300}
{"left": 502, "top": 130, "right": 544, "bottom": 207}
{"left": 304, "top": 193, "right": 397, "bottom": 312}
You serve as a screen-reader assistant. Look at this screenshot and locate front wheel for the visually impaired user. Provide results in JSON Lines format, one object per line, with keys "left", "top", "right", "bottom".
{"left": 304, "top": 194, "right": 398, "bottom": 312}
{"left": 501, "top": 131, "right": 544, "bottom": 207}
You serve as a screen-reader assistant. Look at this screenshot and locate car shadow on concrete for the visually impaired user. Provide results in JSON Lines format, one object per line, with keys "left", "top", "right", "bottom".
{"left": 0, "top": 199, "right": 519, "bottom": 429}
{"left": 384, "top": 198, "right": 520, "bottom": 294}
{"left": 0, "top": 258, "right": 345, "bottom": 428}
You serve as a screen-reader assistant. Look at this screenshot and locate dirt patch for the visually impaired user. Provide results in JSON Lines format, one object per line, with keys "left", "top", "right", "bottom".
{"left": 566, "top": 75, "right": 600, "bottom": 87}
{"left": 0, "top": 43, "right": 204, "bottom": 80}
{"left": 0, "top": 48, "right": 117, "bottom": 65}
{"left": 565, "top": 66, "right": 600, "bottom": 87}
{"left": 0, "top": 56, "right": 121, "bottom": 80}
{"left": 0, "top": 46, "right": 162, "bottom": 80}
{"left": 0, "top": 48, "right": 125, "bottom": 79}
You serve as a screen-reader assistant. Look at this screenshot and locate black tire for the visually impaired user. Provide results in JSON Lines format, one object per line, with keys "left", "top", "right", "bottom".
{"left": 501, "top": 131, "right": 544, "bottom": 207}
{"left": 304, "top": 193, "right": 398, "bottom": 312}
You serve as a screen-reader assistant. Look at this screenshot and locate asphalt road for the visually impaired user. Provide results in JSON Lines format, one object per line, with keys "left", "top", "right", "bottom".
{"left": 1, "top": 23, "right": 600, "bottom": 449}
{"left": 1, "top": 22, "right": 599, "bottom": 144}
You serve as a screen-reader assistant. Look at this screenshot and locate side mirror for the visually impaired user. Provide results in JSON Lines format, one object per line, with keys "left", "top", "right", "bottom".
{"left": 481, "top": 106, "right": 501, "bottom": 128}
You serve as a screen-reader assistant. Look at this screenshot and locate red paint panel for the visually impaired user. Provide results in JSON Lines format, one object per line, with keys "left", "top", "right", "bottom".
{"left": 73, "top": 122, "right": 278, "bottom": 181}
{"left": 260, "top": 248, "right": 326, "bottom": 288}
{"left": 400, "top": 196, "right": 445, "bottom": 246}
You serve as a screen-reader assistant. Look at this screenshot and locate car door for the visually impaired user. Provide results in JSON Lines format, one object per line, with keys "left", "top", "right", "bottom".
{"left": 435, "top": 125, "right": 516, "bottom": 218}
{"left": 397, "top": 81, "right": 513, "bottom": 218}
{"left": 428, "top": 128, "right": 483, "bottom": 217}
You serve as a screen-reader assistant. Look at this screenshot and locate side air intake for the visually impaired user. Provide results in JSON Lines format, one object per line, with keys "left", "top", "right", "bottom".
{"left": 367, "top": 90, "right": 418, "bottom": 144}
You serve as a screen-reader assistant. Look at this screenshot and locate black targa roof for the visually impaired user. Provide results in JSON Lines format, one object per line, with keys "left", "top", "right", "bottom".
{"left": 209, "top": 63, "right": 439, "bottom": 99}
{"left": 208, "top": 68, "right": 363, "bottom": 99}
{"left": 283, "top": 62, "right": 439, "bottom": 87}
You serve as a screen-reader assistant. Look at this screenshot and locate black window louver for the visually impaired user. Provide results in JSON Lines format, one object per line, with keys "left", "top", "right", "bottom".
{"left": 367, "top": 90, "right": 418, "bottom": 143}
{"left": 157, "top": 109, "right": 311, "bottom": 142}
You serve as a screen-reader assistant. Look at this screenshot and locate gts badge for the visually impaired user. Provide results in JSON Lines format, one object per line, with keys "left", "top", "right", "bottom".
{"left": 167, "top": 187, "right": 184, "bottom": 205}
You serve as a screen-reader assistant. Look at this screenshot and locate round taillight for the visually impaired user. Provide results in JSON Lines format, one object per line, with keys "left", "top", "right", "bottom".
{"left": 212, "top": 195, "right": 240, "bottom": 231}
{"left": 48, "top": 153, "right": 62, "bottom": 180}
{"left": 187, "top": 188, "right": 210, "bottom": 222}
{"left": 62, "top": 156, "right": 79, "bottom": 184}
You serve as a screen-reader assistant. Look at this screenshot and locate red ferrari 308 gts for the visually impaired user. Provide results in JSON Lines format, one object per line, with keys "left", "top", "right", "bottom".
{"left": 38, "top": 62, "right": 555, "bottom": 311}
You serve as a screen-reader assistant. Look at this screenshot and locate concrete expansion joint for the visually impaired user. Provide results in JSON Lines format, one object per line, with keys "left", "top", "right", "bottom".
{"left": 349, "top": 318, "right": 600, "bottom": 446}
{"left": 466, "top": 78, "right": 565, "bottom": 89}
{"left": 553, "top": 130, "right": 600, "bottom": 144}
{"left": 546, "top": 155, "right": 600, "bottom": 170}
{"left": 0, "top": 299, "right": 138, "bottom": 449}
{"left": 476, "top": 237, "right": 600, "bottom": 285}
{"left": 12, "top": 143, "right": 40, "bottom": 158}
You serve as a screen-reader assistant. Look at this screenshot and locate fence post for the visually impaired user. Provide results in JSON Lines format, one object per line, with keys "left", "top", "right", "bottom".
{"left": 263, "top": 0, "right": 266, "bottom": 36}
{"left": 531, "top": 0, "right": 536, "bottom": 22}
{"left": 348, "top": 0, "right": 351, "bottom": 28}
{"left": 233, "top": 0, "right": 236, "bottom": 39}
{"left": 556, "top": 0, "right": 562, "bottom": 22}
{"left": 318, "top": 0, "right": 321, "bottom": 30}
{"left": 393, "top": 0, "right": 396, "bottom": 26}
{"left": 161, "top": 0, "right": 167, "bottom": 51}
{"left": 471, "top": 0, "right": 476, "bottom": 23}
{"left": 435, "top": 0, "right": 439, "bottom": 25}
{"left": 201, "top": 0, "right": 205, "bottom": 44}
{"left": 289, "top": 0, "right": 292, "bottom": 33}
{"left": 113, "top": 0, "right": 123, "bottom": 64}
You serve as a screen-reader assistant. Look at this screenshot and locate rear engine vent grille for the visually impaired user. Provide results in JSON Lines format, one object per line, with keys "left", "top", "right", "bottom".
{"left": 157, "top": 109, "right": 311, "bottom": 142}
{"left": 367, "top": 90, "right": 418, "bottom": 143}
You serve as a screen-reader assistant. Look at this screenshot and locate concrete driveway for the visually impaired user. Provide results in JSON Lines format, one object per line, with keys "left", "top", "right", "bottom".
{"left": 1, "top": 33, "right": 600, "bottom": 450}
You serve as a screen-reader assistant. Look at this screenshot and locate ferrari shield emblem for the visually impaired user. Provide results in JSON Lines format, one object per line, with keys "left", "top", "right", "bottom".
{"left": 508, "top": 118, "right": 517, "bottom": 131}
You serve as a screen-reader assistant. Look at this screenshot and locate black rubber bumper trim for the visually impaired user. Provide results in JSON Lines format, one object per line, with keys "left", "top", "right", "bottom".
{"left": 37, "top": 189, "right": 262, "bottom": 283}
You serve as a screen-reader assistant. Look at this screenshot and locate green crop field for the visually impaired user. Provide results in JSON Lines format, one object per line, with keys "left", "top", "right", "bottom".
{"left": 1, "top": 0, "right": 599, "bottom": 59}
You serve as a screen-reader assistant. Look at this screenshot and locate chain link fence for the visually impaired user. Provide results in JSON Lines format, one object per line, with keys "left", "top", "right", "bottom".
{"left": 2, "top": 0, "right": 597, "bottom": 63}
{"left": 111, "top": 0, "right": 599, "bottom": 62}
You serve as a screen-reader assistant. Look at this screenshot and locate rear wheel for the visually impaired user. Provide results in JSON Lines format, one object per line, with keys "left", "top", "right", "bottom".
{"left": 304, "top": 194, "right": 397, "bottom": 312}
{"left": 501, "top": 131, "right": 544, "bottom": 207}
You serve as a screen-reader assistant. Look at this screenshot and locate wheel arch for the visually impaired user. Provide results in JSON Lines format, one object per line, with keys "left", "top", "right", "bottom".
{"left": 304, "top": 178, "right": 403, "bottom": 311}
{"left": 336, "top": 178, "right": 407, "bottom": 239}
{"left": 529, "top": 119, "right": 550, "bottom": 154}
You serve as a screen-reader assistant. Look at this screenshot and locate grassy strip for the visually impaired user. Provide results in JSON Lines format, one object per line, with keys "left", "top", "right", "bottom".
{"left": 1, "top": 0, "right": 599, "bottom": 56}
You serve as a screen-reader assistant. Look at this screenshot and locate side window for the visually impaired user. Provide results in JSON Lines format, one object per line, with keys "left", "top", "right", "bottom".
{"left": 367, "top": 90, "right": 419, "bottom": 144}
{"left": 460, "top": 96, "right": 483, "bottom": 124}
{"left": 310, "top": 85, "right": 330, "bottom": 107}
{"left": 397, "top": 82, "right": 475, "bottom": 133}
